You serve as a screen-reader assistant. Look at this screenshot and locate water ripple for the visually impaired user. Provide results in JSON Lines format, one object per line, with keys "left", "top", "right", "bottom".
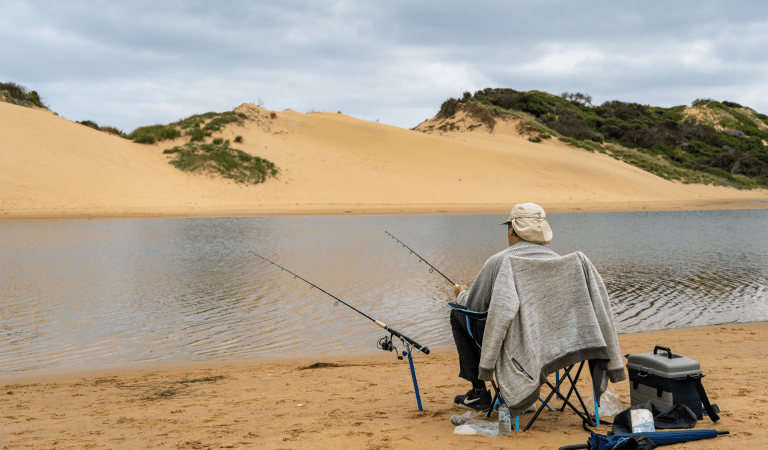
{"left": 1, "top": 210, "right": 766, "bottom": 372}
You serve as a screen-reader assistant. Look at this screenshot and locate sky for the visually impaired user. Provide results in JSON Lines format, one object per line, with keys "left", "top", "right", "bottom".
{"left": 2, "top": 1, "right": 768, "bottom": 133}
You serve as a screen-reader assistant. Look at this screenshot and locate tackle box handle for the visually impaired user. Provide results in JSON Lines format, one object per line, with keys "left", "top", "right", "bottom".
{"left": 654, "top": 345, "right": 673, "bottom": 358}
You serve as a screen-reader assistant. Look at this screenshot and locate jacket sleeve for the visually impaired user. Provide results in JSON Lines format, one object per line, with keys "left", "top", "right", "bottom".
{"left": 455, "top": 254, "right": 499, "bottom": 312}
{"left": 579, "top": 252, "right": 626, "bottom": 384}
{"left": 477, "top": 258, "right": 519, "bottom": 381}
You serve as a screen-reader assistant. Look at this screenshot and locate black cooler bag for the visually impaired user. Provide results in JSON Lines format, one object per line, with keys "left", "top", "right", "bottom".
{"left": 626, "top": 345, "right": 719, "bottom": 421}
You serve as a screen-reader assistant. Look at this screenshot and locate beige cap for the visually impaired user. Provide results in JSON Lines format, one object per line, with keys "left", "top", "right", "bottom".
{"left": 500, "top": 203, "right": 553, "bottom": 245}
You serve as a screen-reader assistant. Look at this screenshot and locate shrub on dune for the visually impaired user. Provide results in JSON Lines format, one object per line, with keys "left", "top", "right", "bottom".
{"left": 162, "top": 141, "right": 278, "bottom": 185}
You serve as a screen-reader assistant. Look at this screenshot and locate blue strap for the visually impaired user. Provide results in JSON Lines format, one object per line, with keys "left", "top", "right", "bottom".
{"left": 465, "top": 316, "right": 482, "bottom": 349}
{"left": 446, "top": 302, "right": 488, "bottom": 316}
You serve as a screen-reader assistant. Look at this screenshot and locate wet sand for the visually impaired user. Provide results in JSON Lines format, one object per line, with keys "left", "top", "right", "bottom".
{"left": 2, "top": 322, "right": 765, "bottom": 449}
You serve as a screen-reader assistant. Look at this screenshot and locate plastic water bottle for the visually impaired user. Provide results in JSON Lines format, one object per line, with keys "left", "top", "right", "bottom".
{"left": 498, "top": 404, "right": 511, "bottom": 436}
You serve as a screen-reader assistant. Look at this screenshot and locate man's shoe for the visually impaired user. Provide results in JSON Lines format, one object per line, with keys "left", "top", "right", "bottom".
{"left": 454, "top": 388, "right": 492, "bottom": 411}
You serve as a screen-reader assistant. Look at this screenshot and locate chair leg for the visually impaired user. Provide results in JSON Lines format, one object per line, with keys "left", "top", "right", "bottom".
{"left": 558, "top": 362, "right": 585, "bottom": 412}
{"left": 544, "top": 379, "right": 595, "bottom": 426}
{"left": 486, "top": 380, "right": 501, "bottom": 418}
{"left": 524, "top": 363, "right": 579, "bottom": 431}
{"left": 491, "top": 362, "right": 597, "bottom": 431}
{"left": 562, "top": 369, "right": 595, "bottom": 426}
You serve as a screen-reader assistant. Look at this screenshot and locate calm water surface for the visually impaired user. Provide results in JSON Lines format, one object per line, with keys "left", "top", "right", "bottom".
{"left": 1, "top": 210, "right": 766, "bottom": 372}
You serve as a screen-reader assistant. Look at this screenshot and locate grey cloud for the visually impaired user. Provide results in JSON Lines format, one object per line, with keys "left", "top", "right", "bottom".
{"left": 1, "top": 1, "right": 767, "bottom": 132}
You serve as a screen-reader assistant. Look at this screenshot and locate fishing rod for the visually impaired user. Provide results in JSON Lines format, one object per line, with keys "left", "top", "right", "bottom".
{"left": 248, "top": 250, "right": 430, "bottom": 356}
{"left": 384, "top": 231, "right": 457, "bottom": 286}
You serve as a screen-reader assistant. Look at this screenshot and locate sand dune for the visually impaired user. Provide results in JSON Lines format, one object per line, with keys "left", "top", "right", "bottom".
{"left": 1, "top": 102, "right": 766, "bottom": 219}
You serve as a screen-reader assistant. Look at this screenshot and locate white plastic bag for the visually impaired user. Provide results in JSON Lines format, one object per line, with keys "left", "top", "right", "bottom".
{"left": 586, "top": 386, "right": 621, "bottom": 417}
{"left": 453, "top": 419, "right": 499, "bottom": 437}
{"left": 450, "top": 410, "right": 480, "bottom": 425}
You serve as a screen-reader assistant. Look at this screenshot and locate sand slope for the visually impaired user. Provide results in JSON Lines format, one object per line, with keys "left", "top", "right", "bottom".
{"left": 1, "top": 102, "right": 766, "bottom": 219}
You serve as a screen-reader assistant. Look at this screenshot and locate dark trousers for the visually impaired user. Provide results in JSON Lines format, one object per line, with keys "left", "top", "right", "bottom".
{"left": 450, "top": 308, "right": 487, "bottom": 386}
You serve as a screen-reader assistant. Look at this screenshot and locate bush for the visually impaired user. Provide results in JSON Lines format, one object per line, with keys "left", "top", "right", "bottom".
{"left": 270, "top": 112, "right": 277, "bottom": 119}
{"left": 162, "top": 141, "right": 279, "bottom": 184}
{"left": 212, "top": 138, "right": 224, "bottom": 145}
{"left": 188, "top": 128, "right": 206, "bottom": 142}
{"left": 0, "top": 82, "right": 48, "bottom": 109}
{"left": 560, "top": 92, "right": 593, "bottom": 106}
{"left": 204, "top": 112, "right": 241, "bottom": 132}
{"left": 543, "top": 113, "right": 603, "bottom": 142}
{"left": 99, "top": 126, "right": 124, "bottom": 136}
{"left": 234, "top": 135, "right": 243, "bottom": 143}
{"left": 129, "top": 124, "right": 181, "bottom": 144}
{"left": 27, "top": 91, "right": 44, "bottom": 108}
{"left": 0, "top": 82, "right": 27, "bottom": 101}
{"left": 78, "top": 120, "right": 99, "bottom": 129}
{"left": 438, "top": 98, "right": 459, "bottom": 118}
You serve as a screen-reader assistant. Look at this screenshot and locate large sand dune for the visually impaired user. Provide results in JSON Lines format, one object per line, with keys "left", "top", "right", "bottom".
{"left": 1, "top": 102, "right": 766, "bottom": 219}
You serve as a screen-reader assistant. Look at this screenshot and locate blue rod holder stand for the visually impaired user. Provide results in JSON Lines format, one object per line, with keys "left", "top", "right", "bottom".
{"left": 594, "top": 389, "right": 600, "bottom": 426}
{"left": 404, "top": 346, "right": 423, "bottom": 411}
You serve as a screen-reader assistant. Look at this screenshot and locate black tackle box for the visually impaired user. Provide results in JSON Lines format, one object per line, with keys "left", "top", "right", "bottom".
{"left": 626, "top": 345, "right": 709, "bottom": 420}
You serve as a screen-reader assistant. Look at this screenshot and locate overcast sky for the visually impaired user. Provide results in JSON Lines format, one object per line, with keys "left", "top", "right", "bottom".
{"left": 2, "top": 1, "right": 767, "bottom": 133}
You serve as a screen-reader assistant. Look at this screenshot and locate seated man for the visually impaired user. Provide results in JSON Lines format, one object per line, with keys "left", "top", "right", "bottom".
{"left": 451, "top": 202, "right": 556, "bottom": 411}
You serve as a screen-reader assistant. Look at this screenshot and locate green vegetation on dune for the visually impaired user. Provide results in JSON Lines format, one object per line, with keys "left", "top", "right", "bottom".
{"left": 163, "top": 141, "right": 278, "bottom": 184}
{"left": 128, "top": 111, "right": 247, "bottom": 144}
{"left": 77, "top": 120, "right": 126, "bottom": 137}
{"left": 130, "top": 108, "right": 277, "bottom": 185}
{"left": 438, "top": 88, "right": 768, "bottom": 188}
{"left": 1, "top": 81, "right": 47, "bottom": 109}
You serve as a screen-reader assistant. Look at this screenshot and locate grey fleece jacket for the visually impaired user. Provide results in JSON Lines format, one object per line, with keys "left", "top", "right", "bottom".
{"left": 456, "top": 243, "right": 626, "bottom": 414}
{"left": 455, "top": 241, "right": 559, "bottom": 312}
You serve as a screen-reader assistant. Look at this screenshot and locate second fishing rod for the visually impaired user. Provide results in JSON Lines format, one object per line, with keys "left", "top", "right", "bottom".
{"left": 249, "top": 250, "right": 429, "bottom": 355}
{"left": 384, "top": 231, "right": 461, "bottom": 289}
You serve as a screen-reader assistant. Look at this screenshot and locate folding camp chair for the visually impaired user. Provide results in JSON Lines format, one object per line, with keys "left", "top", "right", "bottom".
{"left": 450, "top": 304, "right": 600, "bottom": 432}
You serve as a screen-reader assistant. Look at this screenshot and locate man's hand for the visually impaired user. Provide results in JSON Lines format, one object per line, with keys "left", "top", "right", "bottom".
{"left": 454, "top": 284, "right": 468, "bottom": 297}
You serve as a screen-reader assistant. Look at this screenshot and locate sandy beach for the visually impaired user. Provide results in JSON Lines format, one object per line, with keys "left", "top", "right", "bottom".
{"left": 2, "top": 322, "right": 765, "bottom": 449}
{"left": 2, "top": 102, "right": 767, "bottom": 220}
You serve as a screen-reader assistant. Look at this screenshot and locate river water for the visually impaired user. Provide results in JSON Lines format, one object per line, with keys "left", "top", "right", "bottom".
{"left": 1, "top": 210, "right": 766, "bottom": 373}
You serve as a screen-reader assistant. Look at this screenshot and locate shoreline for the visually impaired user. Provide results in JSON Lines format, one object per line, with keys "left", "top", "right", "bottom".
{"left": 2, "top": 321, "right": 765, "bottom": 382}
{"left": 3, "top": 322, "right": 766, "bottom": 448}
{"left": 3, "top": 198, "right": 768, "bottom": 221}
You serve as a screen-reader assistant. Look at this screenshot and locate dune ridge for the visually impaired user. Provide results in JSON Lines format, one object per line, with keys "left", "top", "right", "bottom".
{"left": 1, "top": 101, "right": 767, "bottom": 219}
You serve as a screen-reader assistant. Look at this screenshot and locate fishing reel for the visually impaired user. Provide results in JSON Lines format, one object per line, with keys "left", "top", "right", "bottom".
{"left": 377, "top": 334, "right": 404, "bottom": 360}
